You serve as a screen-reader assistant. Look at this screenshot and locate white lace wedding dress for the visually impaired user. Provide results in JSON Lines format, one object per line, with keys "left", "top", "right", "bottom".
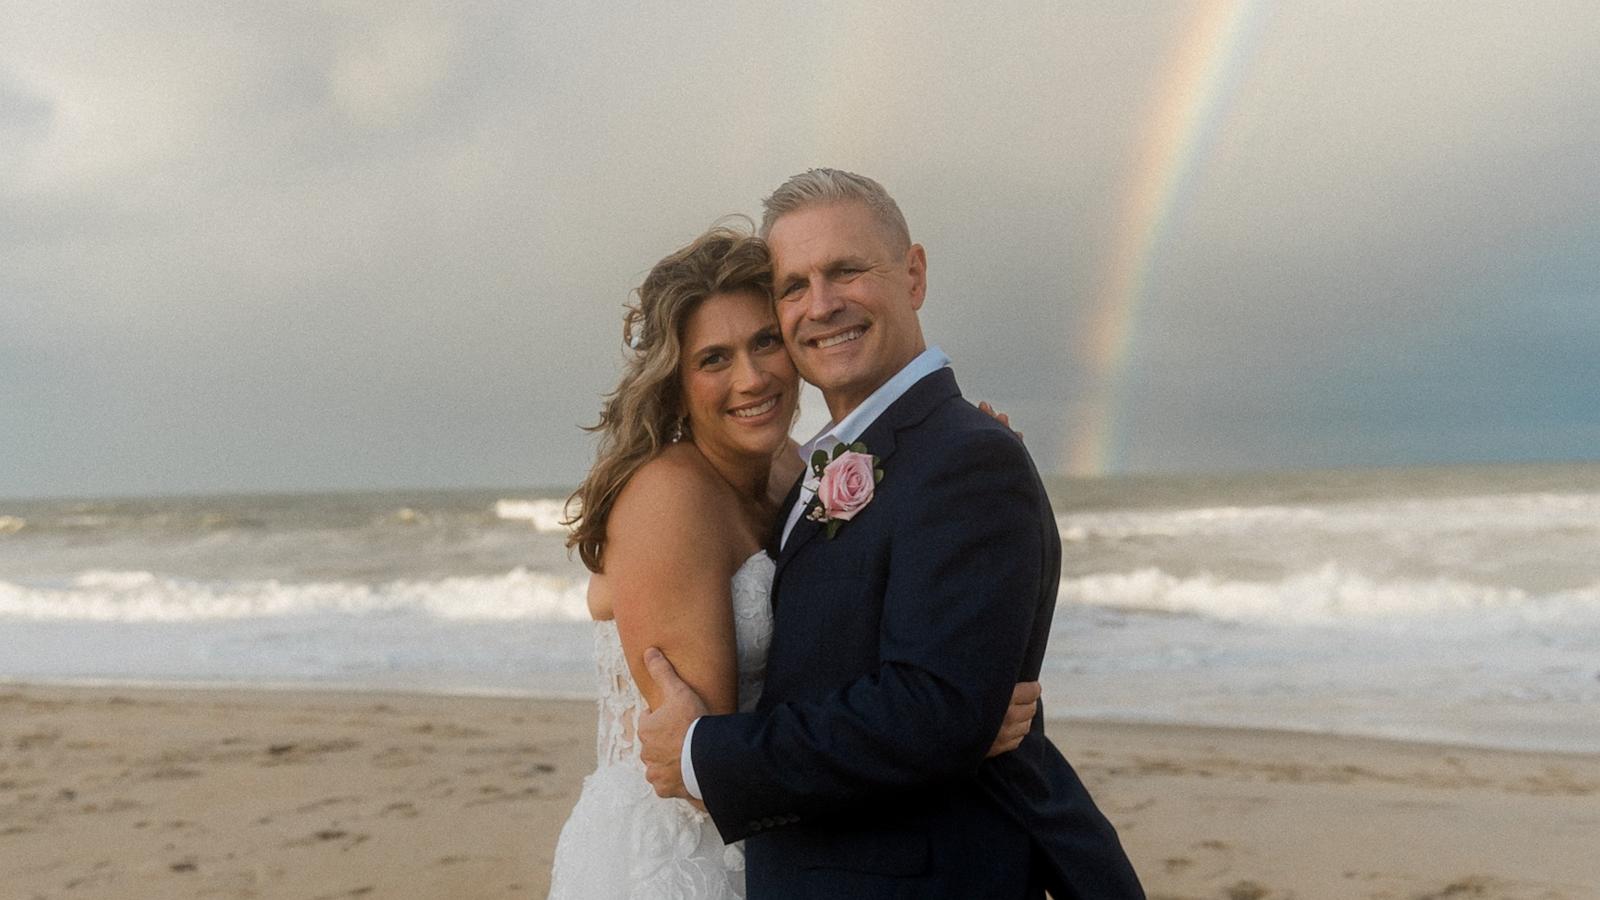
{"left": 548, "top": 551, "right": 775, "bottom": 899}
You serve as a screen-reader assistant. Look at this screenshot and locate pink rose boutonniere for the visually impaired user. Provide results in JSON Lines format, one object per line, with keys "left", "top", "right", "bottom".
{"left": 805, "top": 442, "right": 884, "bottom": 539}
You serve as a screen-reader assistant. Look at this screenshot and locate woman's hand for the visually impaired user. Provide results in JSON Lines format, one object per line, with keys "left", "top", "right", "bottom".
{"left": 985, "top": 681, "right": 1041, "bottom": 757}
{"left": 978, "top": 401, "right": 1023, "bottom": 441}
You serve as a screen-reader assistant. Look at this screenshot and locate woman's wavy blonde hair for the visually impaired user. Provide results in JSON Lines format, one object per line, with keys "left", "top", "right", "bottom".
{"left": 565, "top": 223, "right": 773, "bottom": 573}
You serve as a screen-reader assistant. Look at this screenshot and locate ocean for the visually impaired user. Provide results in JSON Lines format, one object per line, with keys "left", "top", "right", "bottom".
{"left": 3, "top": 462, "right": 1598, "bottom": 753}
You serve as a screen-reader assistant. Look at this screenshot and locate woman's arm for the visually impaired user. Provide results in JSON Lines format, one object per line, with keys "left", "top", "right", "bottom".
{"left": 605, "top": 454, "right": 741, "bottom": 715}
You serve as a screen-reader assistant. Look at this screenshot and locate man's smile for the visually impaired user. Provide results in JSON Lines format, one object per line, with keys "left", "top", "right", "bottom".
{"left": 809, "top": 325, "right": 868, "bottom": 350}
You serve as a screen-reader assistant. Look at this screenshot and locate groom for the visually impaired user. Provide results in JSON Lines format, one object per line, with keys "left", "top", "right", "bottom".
{"left": 639, "top": 169, "right": 1144, "bottom": 899}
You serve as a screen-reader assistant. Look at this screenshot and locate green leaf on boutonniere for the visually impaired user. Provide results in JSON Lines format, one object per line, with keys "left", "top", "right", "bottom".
{"left": 810, "top": 449, "right": 830, "bottom": 477}
{"left": 825, "top": 519, "right": 843, "bottom": 539}
{"left": 847, "top": 441, "right": 868, "bottom": 455}
{"left": 873, "top": 468, "right": 884, "bottom": 482}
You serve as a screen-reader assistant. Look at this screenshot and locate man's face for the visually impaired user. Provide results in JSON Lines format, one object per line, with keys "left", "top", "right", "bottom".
{"left": 768, "top": 201, "right": 927, "bottom": 419}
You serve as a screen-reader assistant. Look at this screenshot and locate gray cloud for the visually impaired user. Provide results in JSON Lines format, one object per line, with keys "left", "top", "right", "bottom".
{"left": 3, "top": 2, "right": 1598, "bottom": 498}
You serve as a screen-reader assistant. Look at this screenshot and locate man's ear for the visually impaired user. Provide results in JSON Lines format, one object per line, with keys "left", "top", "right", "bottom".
{"left": 906, "top": 243, "right": 927, "bottom": 310}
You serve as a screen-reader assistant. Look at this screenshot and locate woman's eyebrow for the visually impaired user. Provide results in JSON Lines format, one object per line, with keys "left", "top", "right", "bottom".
{"left": 689, "top": 340, "right": 731, "bottom": 358}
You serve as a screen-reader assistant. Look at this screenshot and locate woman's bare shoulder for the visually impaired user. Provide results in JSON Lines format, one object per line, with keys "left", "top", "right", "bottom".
{"left": 609, "top": 445, "right": 736, "bottom": 558}
{"left": 616, "top": 443, "right": 722, "bottom": 508}
{"left": 599, "top": 447, "right": 742, "bottom": 626}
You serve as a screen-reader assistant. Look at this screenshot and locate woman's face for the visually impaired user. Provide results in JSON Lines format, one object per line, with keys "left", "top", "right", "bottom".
{"left": 678, "top": 290, "right": 799, "bottom": 462}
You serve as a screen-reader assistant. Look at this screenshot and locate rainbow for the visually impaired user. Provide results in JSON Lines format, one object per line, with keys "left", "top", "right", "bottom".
{"left": 1063, "top": 0, "right": 1267, "bottom": 476}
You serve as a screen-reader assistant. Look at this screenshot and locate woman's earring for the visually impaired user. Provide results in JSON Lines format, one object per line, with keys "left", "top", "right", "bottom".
{"left": 673, "top": 417, "right": 687, "bottom": 442}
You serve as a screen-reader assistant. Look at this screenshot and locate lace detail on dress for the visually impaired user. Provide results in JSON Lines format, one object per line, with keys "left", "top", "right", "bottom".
{"left": 731, "top": 553, "right": 774, "bottom": 715}
{"left": 593, "top": 614, "right": 645, "bottom": 769}
{"left": 549, "top": 551, "right": 775, "bottom": 899}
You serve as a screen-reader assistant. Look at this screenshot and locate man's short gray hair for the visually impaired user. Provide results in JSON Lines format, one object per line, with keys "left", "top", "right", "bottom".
{"left": 759, "top": 168, "right": 911, "bottom": 250}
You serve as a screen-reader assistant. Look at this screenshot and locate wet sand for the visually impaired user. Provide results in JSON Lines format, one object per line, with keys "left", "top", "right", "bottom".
{"left": 2, "top": 683, "right": 1597, "bottom": 899}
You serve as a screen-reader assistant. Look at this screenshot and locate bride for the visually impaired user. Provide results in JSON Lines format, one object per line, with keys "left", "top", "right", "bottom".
{"left": 548, "top": 225, "right": 1036, "bottom": 899}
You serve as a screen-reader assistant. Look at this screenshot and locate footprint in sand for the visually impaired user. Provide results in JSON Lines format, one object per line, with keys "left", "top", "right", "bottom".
{"left": 14, "top": 729, "right": 63, "bottom": 750}
{"left": 142, "top": 765, "right": 203, "bottom": 781}
{"left": 1162, "top": 856, "right": 1194, "bottom": 874}
{"left": 282, "top": 828, "right": 370, "bottom": 851}
{"left": 1186, "top": 838, "right": 1236, "bottom": 879}
{"left": 293, "top": 795, "right": 362, "bottom": 814}
{"left": 370, "top": 745, "right": 434, "bottom": 769}
{"left": 75, "top": 797, "right": 143, "bottom": 815}
{"left": 1409, "top": 874, "right": 1555, "bottom": 899}
{"left": 1224, "top": 881, "right": 1271, "bottom": 900}
{"left": 260, "top": 739, "right": 363, "bottom": 766}
{"left": 464, "top": 784, "right": 540, "bottom": 807}
{"left": 409, "top": 722, "right": 489, "bottom": 739}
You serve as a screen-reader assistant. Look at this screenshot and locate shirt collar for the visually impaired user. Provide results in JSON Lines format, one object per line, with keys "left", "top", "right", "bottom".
{"left": 796, "top": 346, "right": 951, "bottom": 468}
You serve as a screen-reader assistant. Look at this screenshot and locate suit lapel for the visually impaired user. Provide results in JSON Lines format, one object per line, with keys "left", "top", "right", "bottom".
{"left": 773, "top": 368, "right": 961, "bottom": 580}
{"left": 776, "top": 494, "right": 824, "bottom": 571}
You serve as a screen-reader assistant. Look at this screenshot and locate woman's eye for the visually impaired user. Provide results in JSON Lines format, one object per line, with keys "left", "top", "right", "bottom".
{"left": 700, "top": 353, "right": 725, "bottom": 367}
{"left": 756, "top": 332, "right": 780, "bottom": 349}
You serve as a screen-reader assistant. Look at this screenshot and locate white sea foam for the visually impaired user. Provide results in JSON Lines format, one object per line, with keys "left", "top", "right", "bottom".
{"left": 1060, "top": 563, "right": 1600, "bottom": 628}
{"left": 0, "top": 569, "right": 594, "bottom": 623}
{"left": 15, "top": 561, "right": 1592, "bottom": 634}
{"left": 1058, "top": 491, "right": 1600, "bottom": 542}
{"left": 495, "top": 498, "right": 571, "bottom": 533}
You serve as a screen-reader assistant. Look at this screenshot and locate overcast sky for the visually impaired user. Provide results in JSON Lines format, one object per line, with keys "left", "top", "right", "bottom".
{"left": 3, "top": 2, "right": 1598, "bottom": 499}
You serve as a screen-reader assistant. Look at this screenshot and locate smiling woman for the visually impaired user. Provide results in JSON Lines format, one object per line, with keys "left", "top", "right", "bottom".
{"left": 563, "top": 225, "right": 796, "bottom": 574}
{"left": 679, "top": 293, "right": 798, "bottom": 479}
{"left": 548, "top": 224, "right": 804, "bottom": 899}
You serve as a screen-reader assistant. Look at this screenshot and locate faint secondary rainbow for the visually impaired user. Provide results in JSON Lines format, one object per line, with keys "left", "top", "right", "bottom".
{"left": 1063, "top": 0, "right": 1266, "bottom": 476}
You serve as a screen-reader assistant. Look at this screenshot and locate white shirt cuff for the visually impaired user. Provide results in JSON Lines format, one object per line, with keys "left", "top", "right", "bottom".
{"left": 681, "top": 716, "right": 703, "bottom": 800}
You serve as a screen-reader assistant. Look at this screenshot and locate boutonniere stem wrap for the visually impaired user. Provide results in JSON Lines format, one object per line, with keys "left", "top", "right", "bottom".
{"left": 806, "top": 442, "right": 883, "bottom": 539}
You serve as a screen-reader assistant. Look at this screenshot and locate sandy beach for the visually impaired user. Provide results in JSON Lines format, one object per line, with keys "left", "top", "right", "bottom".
{"left": 2, "top": 683, "right": 1596, "bottom": 900}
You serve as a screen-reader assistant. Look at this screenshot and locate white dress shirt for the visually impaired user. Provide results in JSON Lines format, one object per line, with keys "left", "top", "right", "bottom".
{"left": 681, "top": 346, "right": 952, "bottom": 801}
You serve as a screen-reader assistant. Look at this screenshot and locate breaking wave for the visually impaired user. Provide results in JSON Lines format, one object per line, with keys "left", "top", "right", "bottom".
{"left": 0, "top": 569, "right": 593, "bottom": 623}
{"left": 1058, "top": 491, "right": 1600, "bottom": 542}
{"left": 1061, "top": 563, "right": 1600, "bottom": 628}
{"left": 494, "top": 498, "right": 572, "bottom": 533}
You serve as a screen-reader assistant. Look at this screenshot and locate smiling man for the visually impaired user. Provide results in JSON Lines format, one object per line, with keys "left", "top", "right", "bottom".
{"left": 767, "top": 192, "right": 928, "bottom": 421}
{"left": 639, "top": 169, "right": 1144, "bottom": 899}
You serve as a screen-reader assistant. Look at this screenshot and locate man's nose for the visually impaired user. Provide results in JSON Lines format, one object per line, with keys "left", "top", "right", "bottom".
{"left": 803, "top": 277, "right": 845, "bottom": 320}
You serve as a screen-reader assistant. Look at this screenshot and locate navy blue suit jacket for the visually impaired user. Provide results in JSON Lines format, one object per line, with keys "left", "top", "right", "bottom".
{"left": 692, "top": 368, "right": 1144, "bottom": 899}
